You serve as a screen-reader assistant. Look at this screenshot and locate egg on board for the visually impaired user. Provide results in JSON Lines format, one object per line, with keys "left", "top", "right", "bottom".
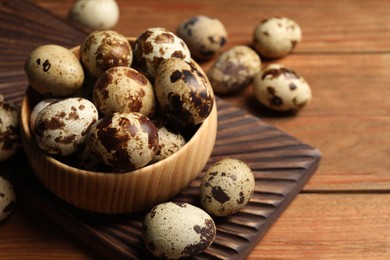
{"left": 143, "top": 202, "right": 216, "bottom": 259}
{"left": 69, "top": 0, "right": 120, "bottom": 30}
{"left": 87, "top": 112, "right": 159, "bottom": 171}
{"left": 253, "top": 17, "right": 302, "bottom": 59}
{"left": 33, "top": 97, "right": 98, "bottom": 156}
{"left": 207, "top": 45, "right": 261, "bottom": 95}
{"left": 177, "top": 15, "right": 228, "bottom": 61}
{"left": 0, "top": 176, "right": 16, "bottom": 222}
{"left": 154, "top": 57, "right": 214, "bottom": 126}
{"left": 0, "top": 95, "right": 20, "bottom": 162}
{"left": 80, "top": 30, "right": 132, "bottom": 78}
{"left": 24, "top": 44, "right": 84, "bottom": 97}
{"left": 253, "top": 64, "right": 312, "bottom": 111}
{"left": 93, "top": 66, "right": 156, "bottom": 117}
{"left": 200, "top": 158, "right": 255, "bottom": 217}
{"left": 133, "top": 27, "right": 191, "bottom": 79}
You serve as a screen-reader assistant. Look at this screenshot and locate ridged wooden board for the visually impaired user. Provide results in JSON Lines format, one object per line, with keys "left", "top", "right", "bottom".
{"left": 0, "top": 1, "right": 321, "bottom": 259}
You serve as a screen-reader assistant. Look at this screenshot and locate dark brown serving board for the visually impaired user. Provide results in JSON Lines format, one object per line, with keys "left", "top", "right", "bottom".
{"left": 0, "top": 1, "right": 321, "bottom": 259}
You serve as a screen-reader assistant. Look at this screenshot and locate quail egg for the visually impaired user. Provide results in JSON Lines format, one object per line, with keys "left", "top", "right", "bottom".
{"left": 207, "top": 45, "right": 261, "bottom": 95}
{"left": 155, "top": 57, "right": 214, "bottom": 126}
{"left": 29, "top": 98, "right": 58, "bottom": 133}
{"left": 0, "top": 176, "right": 16, "bottom": 222}
{"left": 24, "top": 44, "right": 85, "bottom": 97}
{"left": 34, "top": 97, "right": 99, "bottom": 156}
{"left": 253, "top": 64, "right": 312, "bottom": 111}
{"left": 133, "top": 27, "right": 191, "bottom": 79}
{"left": 177, "top": 15, "right": 227, "bottom": 61}
{"left": 87, "top": 112, "right": 159, "bottom": 171}
{"left": 253, "top": 17, "right": 302, "bottom": 59}
{"left": 80, "top": 30, "right": 132, "bottom": 78}
{"left": 143, "top": 202, "right": 216, "bottom": 259}
{"left": 0, "top": 95, "right": 20, "bottom": 162}
{"left": 152, "top": 126, "right": 186, "bottom": 163}
{"left": 200, "top": 158, "right": 255, "bottom": 217}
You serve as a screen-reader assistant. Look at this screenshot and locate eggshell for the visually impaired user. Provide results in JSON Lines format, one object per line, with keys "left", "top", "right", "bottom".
{"left": 0, "top": 96, "right": 20, "bottom": 162}
{"left": 87, "top": 112, "right": 159, "bottom": 171}
{"left": 253, "top": 17, "right": 302, "bottom": 59}
{"left": 69, "top": 0, "right": 119, "bottom": 30}
{"left": 152, "top": 126, "right": 186, "bottom": 163}
{"left": 29, "top": 98, "right": 58, "bottom": 133}
{"left": 207, "top": 45, "right": 261, "bottom": 95}
{"left": 143, "top": 202, "right": 216, "bottom": 259}
{"left": 253, "top": 64, "right": 312, "bottom": 111}
{"left": 80, "top": 30, "right": 132, "bottom": 78}
{"left": 34, "top": 98, "right": 98, "bottom": 156}
{"left": 200, "top": 158, "right": 255, "bottom": 217}
{"left": 133, "top": 27, "right": 191, "bottom": 79}
{"left": 24, "top": 45, "right": 85, "bottom": 97}
{"left": 0, "top": 176, "right": 16, "bottom": 222}
{"left": 93, "top": 66, "right": 156, "bottom": 117}
{"left": 155, "top": 57, "right": 214, "bottom": 126}
{"left": 177, "top": 15, "right": 227, "bottom": 60}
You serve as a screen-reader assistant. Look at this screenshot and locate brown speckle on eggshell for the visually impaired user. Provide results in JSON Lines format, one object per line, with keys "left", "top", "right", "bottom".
{"left": 0, "top": 96, "right": 20, "bottom": 162}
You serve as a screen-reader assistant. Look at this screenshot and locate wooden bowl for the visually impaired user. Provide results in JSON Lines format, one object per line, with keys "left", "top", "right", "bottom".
{"left": 19, "top": 39, "right": 217, "bottom": 214}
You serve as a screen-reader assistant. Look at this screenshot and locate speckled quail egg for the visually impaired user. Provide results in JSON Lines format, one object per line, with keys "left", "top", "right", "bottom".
{"left": 207, "top": 45, "right": 261, "bottom": 95}
{"left": 253, "top": 17, "right": 302, "bottom": 59}
{"left": 0, "top": 95, "right": 20, "bottom": 162}
{"left": 93, "top": 66, "right": 156, "bottom": 117}
{"left": 0, "top": 176, "right": 16, "bottom": 222}
{"left": 177, "top": 15, "right": 227, "bottom": 61}
{"left": 143, "top": 202, "right": 216, "bottom": 259}
{"left": 200, "top": 158, "right": 255, "bottom": 217}
{"left": 133, "top": 27, "right": 191, "bottom": 79}
{"left": 34, "top": 97, "right": 98, "bottom": 156}
{"left": 253, "top": 64, "right": 312, "bottom": 111}
{"left": 87, "top": 112, "right": 159, "bottom": 171}
{"left": 69, "top": 0, "right": 119, "bottom": 30}
{"left": 24, "top": 44, "right": 84, "bottom": 97}
{"left": 29, "top": 98, "right": 58, "bottom": 132}
{"left": 80, "top": 30, "right": 132, "bottom": 78}
{"left": 152, "top": 126, "right": 186, "bottom": 163}
{"left": 155, "top": 57, "right": 214, "bottom": 126}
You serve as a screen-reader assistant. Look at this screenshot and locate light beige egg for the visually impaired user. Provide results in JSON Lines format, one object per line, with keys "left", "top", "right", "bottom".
{"left": 253, "top": 17, "right": 302, "bottom": 59}
{"left": 0, "top": 95, "right": 20, "bottom": 162}
{"left": 87, "top": 112, "right": 159, "bottom": 171}
{"left": 200, "top": 158, "right": 255, "bottom": 217}
{"left": 80, "top": 30, "right": 132, "bottom": 78}
{"left": 33, "top": 97, "right": 98, "bottom": 156}
{"left": 152, "top": 126, "right": 186, "bottom": 163}
{"left": 253, "top": 64, "right": 312, "bottom": 111}
{"left": 0, "top": 176, "right": 16, "bottom": 222}
{"left": 24, "top": 44, "right": 84, "bottom": 97}
{"left": 143, "top": 202, "right": 216, "bottom": 259}
{"left": 29, "top": 98, "right": 58, "bottom": 133}
{"left": 177, "top": 15, "right": 227, "bottom": 61}
{"left": 133, "top": 27, "right": 191, "bottom": 79}
{"left": 93, "top": 66, "right": 156, "bottom": 117}
{"left": 155, "top": 57, "right": 214, "bottom": 126}
{"left": 207, "top": 45, "right": 261, "bottom": 95}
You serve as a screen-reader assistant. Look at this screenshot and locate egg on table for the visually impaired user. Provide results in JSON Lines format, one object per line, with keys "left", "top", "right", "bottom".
{"left": 80, "top": 30, "right": 132, "bottom": 78}
{"left": 200, "top": 158, "right": 255, "bottom": 217}
{"left": 0, "top": 95, "right": 20, "bottom": 162}
{"left": 0, "top": 176, "right": 16, "bottom": 222}
{"left": 253, "top": 64, "right": 312, "bottom": 111}
{"left": 133, "top": 27, "right": 191, "bottom": 79}
{"left": 93, "top": 66, "right": 156, "bottom": 117}
{"left": 33, "top": 97, "right": 98, "bottom": 156}
{"left": 143, "top": 202, "right": 216, "bottom": 259}
{"left": 24, "top": 44, "right": 84, "bottom": 97}
{"left": 154, "top": 57, "right": 214, "bottom": 126}
{"left": 177, "top": 15, "right": 228, "bottom": 61}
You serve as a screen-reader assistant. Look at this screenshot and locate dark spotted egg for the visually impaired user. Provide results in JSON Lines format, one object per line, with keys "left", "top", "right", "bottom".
{"left": 143, "top": 202, "right": 216, "bottom": 259}
{"left": 0, "top": 176, "right": 16, "bottom": 222}
{"left": 155, "top": 57, "right": 214, "bottom": 126}
{"left": 93, "top": 66, "right": 156, "bottom": 117}
{"left": 200, "top": 158, "right": 255, "bottom": 217}
{"left": 0, "top": 95, "right": 20, "bottom": 162}
{"left": 253, "top": 64, "right": 312, "bottom": 111}
{"left": 87, "top": 112, "right": 159, "bottom": 171}
{"left": 133, "top": 27, "right": 191, "bottom": 79}
{"left": 33, "top": 98, "right": 98, "bottom": 156}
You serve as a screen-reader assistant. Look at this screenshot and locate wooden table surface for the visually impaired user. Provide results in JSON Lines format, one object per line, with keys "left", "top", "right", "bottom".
{"left": 1, "top": 0, "right": 390, "bottom": 259}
